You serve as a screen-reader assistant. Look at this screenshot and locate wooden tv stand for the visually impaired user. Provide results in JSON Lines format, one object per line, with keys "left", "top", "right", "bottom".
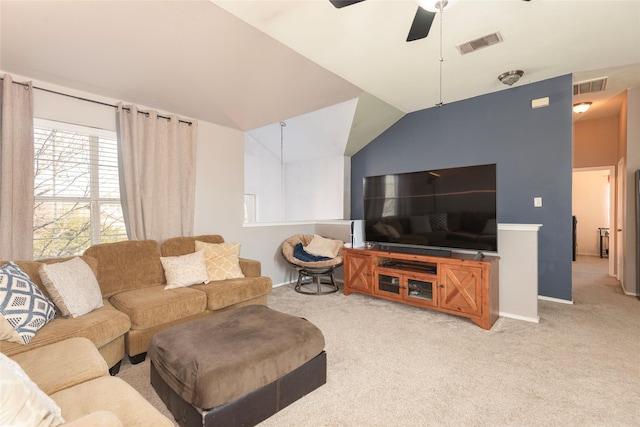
{"left": 343, "top": 246, "right": 499, "bottom": 330}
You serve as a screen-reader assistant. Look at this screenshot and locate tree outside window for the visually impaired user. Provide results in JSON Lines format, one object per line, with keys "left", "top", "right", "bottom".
{"left": 33, "top": 120, "right": 127, "bottom": 259}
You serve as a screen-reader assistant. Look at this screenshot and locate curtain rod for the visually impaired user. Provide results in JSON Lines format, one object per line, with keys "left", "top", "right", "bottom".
{"left": 2, "top": 77, "right": 193, "bottom": 126}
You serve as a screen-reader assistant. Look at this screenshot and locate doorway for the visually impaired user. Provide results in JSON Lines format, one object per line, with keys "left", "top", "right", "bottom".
{"left": 572, "top": 167, "right": 615, "bottom": 277}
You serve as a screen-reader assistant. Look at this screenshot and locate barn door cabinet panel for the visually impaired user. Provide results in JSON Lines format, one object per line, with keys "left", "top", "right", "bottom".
{"left": 344, "top": 251, "right": 374, "bottom": 295}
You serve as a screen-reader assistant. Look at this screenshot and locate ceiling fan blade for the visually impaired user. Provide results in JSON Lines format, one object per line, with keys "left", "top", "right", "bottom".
{"left": 329, "top": 0, "right": 366, "bottom": 8}
{"left": 406, "top": 7, "right": 436, "bottom": 42}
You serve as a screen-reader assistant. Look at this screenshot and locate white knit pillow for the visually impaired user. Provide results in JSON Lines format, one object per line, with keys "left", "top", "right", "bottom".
{"left": 0, "top": 352, "right": 64, "bottom": 426}
{"left": 161, "top": 249, "right": 210, "bottom": 290}
{"left": 195, "top": 241, "right": 245, "bottom": 281}
{"left": 39, "top": 257, "right": 104, "bottom": 318}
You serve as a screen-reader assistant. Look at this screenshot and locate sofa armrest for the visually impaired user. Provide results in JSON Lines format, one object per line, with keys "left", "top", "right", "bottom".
{"left": 239, "top": 258, "right": 261, "bottom": 277}
{"left": 62, "top": 410, "right": 123, "bottom": 427}
{"left": 11, "top": 337, "right": 108, "bottom": 395}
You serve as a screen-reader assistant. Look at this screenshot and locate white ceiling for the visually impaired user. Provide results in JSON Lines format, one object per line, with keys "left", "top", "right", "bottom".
{"left": 214, "top": 0, "right": 640, "bottom": 122}
{"left": 2, "top": 0, "right": 639, "bottom": 159}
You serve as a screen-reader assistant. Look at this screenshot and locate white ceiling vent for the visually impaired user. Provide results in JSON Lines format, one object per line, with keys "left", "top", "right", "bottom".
{"left": 573, "top": 77, "right": 608, "bottom": 95}
{"left": 456, "top": 32, "right": 503, "bottom": 55}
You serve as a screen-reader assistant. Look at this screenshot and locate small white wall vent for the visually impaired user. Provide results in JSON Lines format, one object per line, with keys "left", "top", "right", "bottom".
{"left": 573, "top": 77, "right": 607, "bottom": 95}
{"left": 456, "top": 32, "right": 503, "bottom": 55}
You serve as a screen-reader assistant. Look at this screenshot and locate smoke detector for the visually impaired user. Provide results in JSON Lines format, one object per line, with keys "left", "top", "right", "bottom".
{"left": 498, "top": 70, "right": 524, "bottom": 86}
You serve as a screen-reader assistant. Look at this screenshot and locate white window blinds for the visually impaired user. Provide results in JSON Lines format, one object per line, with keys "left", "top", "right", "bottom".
{"left": 33, "top": 119, "right": 127, "bottom": 258}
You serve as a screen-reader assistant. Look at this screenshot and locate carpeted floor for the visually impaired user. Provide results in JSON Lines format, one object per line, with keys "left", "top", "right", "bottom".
{"left": 118, "top": 256, "right": 640, "bottom": 426}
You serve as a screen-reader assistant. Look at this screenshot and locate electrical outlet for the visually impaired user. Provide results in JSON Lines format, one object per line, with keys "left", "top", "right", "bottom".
{"left": 534, "top": 197, "right": 543, "bottom": 208}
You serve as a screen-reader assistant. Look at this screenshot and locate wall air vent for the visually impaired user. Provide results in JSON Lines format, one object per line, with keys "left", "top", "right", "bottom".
{"left": 456, "top": 32, "right": 503, "bottom": 55}
{"left": 573, "top": 77, "right": 607, "bottom": 95}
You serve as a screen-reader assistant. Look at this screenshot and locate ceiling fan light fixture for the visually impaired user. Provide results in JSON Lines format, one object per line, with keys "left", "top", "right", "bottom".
{"left": 498, "top": 69, "right": 524, "bottom": 86}
{"left": 573, "top": 102, "right": 592, "bottom": 114}
{"left": 415, "top": 0, "right": 455, "bottom": 12}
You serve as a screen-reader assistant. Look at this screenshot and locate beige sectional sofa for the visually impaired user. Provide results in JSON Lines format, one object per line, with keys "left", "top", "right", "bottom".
{"left": 1, "top": 234, "right": 273, "bottom": 373}
{"left": 5, "top": 337, "right": 174, "bottom": 426}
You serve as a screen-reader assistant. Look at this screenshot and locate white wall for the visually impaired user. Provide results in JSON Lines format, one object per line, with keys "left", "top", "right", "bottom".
{"left": 572, "top": 169, "right": 610, "bottom": 256}
{"left": 285, "top": 157, "right": 347, "bottom": 221}
{"left": 244, "top": 134, "right": 284, "bottom": 222}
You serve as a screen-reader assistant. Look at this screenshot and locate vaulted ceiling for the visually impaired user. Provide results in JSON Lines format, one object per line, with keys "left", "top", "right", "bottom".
{"left": 2, "top": 0, "right": 639, "bottom": 159}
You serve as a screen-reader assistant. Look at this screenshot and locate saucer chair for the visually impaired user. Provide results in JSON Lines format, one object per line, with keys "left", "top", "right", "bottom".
{"left": 281, "top": 234, "right": 344, "bottom": 295}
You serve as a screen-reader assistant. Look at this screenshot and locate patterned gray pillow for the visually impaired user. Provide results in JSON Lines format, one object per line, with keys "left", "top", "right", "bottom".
{"left": 429, "top": 213, "right": 448, "bottom": 231}
{"left": 0, "top": 262, "right": 56, "bottom": 345}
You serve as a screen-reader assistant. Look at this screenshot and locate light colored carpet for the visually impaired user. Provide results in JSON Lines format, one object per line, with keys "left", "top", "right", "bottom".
{"left": 118, "top": 256, "right": 640, "bottom": 426}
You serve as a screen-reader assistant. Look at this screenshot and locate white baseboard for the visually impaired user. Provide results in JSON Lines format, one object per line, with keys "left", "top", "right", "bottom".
{"left": 538, "top": 295, "right": 574, "bottom": 304}
{"left": 273, "top": 281, "right": 294, "bottom": 288}
{"left": 499, "top": 312, "right": 540, "bottom": 323}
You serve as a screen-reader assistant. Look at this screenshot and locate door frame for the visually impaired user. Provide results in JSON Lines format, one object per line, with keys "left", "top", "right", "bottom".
{"left": 572, "top": 166, "right": 616, "bottom": 276}
{"left": 616, "top": 158, "right": 625, "bottom": 284}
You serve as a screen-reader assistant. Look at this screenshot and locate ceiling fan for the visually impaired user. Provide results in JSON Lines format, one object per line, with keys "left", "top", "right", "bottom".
{"left": 329, "top": 0, "right": 531, "bottom": 42}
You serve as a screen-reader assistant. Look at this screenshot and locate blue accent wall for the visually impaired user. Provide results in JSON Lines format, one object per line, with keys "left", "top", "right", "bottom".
{"left": 351, "top": 75, "right": 573, "bottom": 300}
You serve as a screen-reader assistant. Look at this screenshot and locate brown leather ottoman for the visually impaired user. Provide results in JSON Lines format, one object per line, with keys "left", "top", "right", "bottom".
{"left": 148, "top": 305, "right": 326, "bottom": 427}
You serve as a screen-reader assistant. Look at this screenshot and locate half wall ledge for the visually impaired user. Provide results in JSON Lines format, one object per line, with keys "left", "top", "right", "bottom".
{"left": 497, "top": 223, "right": 542, "bottom": 323}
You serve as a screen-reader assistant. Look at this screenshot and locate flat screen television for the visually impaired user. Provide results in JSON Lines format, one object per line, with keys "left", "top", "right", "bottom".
{"left": 363, "top": 163, "right": 497, "bottom": 256}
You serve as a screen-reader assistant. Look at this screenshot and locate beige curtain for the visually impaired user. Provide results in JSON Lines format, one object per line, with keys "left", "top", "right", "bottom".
{"left": 116, "top": 104, "right": 197, "bottom": 242}
{"left": 0, "top": 75, "right": 34, "bottom": 260}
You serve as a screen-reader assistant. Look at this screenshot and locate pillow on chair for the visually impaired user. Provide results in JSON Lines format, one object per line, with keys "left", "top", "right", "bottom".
{"left": 304, "top": 235, "right": 343, "bottom": 259}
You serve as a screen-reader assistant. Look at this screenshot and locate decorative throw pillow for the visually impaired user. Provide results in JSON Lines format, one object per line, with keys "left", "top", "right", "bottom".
{"left": 161, "top": 249, "right": 210, "bottom": 290}
{"left": 195, "top": 241, "right": 245, "bottom": 281}
{"left": 304, "top": 235, "right": 343, "bottom": 258}
{"left": 429, "top": 212, "right": 448, "bottom": 231}
{"left": 0, "top": 262, "right": 56, "bottom": 345}
{"left": 39, "top": 257, "right": 104, "bottom": 318}
{"left": 0, "top": 352, "right": 65, "bottom": 426}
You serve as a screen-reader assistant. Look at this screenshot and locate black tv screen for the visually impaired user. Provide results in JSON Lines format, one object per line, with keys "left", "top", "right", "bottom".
{"left": 363, "top": 163, "right": 497, "bottom": 254}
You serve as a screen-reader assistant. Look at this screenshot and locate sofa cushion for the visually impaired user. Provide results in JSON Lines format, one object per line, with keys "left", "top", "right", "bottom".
{"left": 0, "top": 299, "right": 131, "bottom": 358}
{"left": 39, "top": 257, "right": 104, "bottom": 318}
{"left": 0, "top": 351, "right": 65, "bottom": 426}
{"left": 0, "top": 262, "right": 57, "bottom": 345}
{"left": 84, "top": 240, "right": 165, "bottom": 297}
{"left": 195, "top": 240, "right": 245, "bottom": 281}
{"left": 61, "top": 410, "right": 123, "bottom": 427}
{"left": 51, "top": 376, "right": 174, "bottom": 426}
{"left": 192, "top": 276, "right": 272, "bottom": 311}
{"left": 109, "top": 285, "right": 207, "bottom": 330}
{"left": 161, "top": 234, "right": 225, "bottom": 257}
{"left": 10, "top": 337, "right": 108, "bottom": 395}
{"left": 160, "top": 249, "right": 209, "bottom": 290}
{"left": 238, "top": 258, "right": 261, "bottom": 278}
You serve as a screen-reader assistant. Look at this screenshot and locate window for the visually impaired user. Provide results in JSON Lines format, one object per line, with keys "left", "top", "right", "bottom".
{"left": 33, "top": 119, "right": 127, "bottom": 259}
{"left": 244, "top": 194, "right": 257, "bottom": 223}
